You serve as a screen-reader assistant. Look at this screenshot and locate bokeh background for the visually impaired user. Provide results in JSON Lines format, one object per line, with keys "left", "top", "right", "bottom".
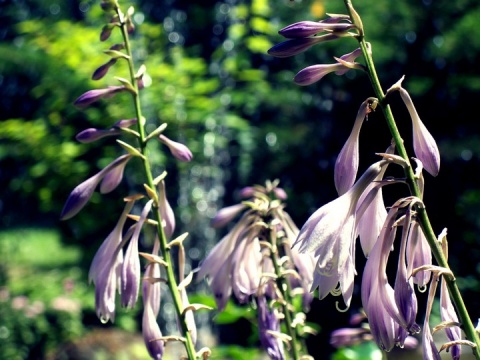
{"left": 1, "top": 0, "right": 480, "bottom": 359}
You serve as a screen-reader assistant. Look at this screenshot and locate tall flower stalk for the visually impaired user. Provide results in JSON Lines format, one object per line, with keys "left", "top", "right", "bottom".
{"left": 269, "top": 1, "right": 480, "bottom": 359}
{"left": 61, "top": 1, "right": 205, "bottom": 359}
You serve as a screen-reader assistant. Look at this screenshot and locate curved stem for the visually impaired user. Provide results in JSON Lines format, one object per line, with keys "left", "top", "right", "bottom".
{"left": 117, "top": 7, "right": 197, "bottom": 359}
{"left": 344, "top": 0, "right": 480, "bottom": 357}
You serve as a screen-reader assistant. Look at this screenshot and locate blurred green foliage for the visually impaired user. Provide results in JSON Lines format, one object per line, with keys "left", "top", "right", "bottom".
{"left": 2, "top": 0, "right": 480, "bottom": 359}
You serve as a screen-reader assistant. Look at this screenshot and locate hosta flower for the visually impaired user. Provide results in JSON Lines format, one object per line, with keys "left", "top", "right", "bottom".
{"left": 294, "top": 48, "right": 363, "bottom": 86}
{"left": 406, "top": 222, "right": 432, "bottom": 287}
{"left": 60, "top": 154, "right": 132, "bottom": 220}
{"left": 158, "top": 180, "right": 176, "bottom": 239}
{"left": 257, "top": 296, "right": 285, "bottom": 360}
{"left": 121, "top": 200, "right": 153, "bottom": 309}
{"left": 76, "top": 118, "right": 137, "bottom": 143}
{"left": 141, "top": 243, "right": 164, "bottom": 360}
{"left": 92, "top": 59, "right": 117, "bottom": 80}
{"left": 158, "top": 134, "right": 193, "bottom": 162}
{"left": 268, "top": 34, "right": 340, "bottom": 58}
{"left": 278, "top": 20, "right": 355, "bottom": 39}
{"left": 294, "top": 160, "right": 385, "bottom": 306}
{"left": 74, "top": 85, "right": 126, "bottom": 108}
{"left": 334, "top": 99, "right": 371, "bottom": 195}
{"left": 88, "top": 201, "right": 135, "bottom": 323}
{"left": 210, "top": 203, "right": 247, "bottom": 228}
{"left": 387, "top": 77, "right": 440, "bottom": 176}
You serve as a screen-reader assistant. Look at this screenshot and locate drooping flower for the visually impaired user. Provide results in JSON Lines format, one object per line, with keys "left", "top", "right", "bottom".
{"left": 60, "top": 154, "right": 132, "bottom": 220}
{"left": 158, "top": 134, "right": 193, "bottom": 162}
{"left": 141, "top": 241, "right": 164, "bottom": 360}
{"left": 406, "top": 222, "right": 432, "bottom": 287}
{"left": 210, "top": 203, "right": 247, "bottom": 228}
{"left": 278, "top": 20, "right": 355, "bottom": 39}
{"left": 88, "top": 200, "right": 135, "bottom": 322}
{"left": 257, "top": 296, "right": 285, "bottom": 360}
{"left": 121, "top": 199, "right": 153, "bottom": 309}
{"left": 293, "top": 160, "right": 386, "bottom": 307}
{"left": 334, "top": 99, "right": 371, "bottom": 195}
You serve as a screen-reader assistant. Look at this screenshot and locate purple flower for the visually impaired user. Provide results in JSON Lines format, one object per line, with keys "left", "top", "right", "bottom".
{"left": 268, "top": 34, "right": 340, "bottom": 58}
{"left": 257, "top": 296, "right": 285, "bottom": 360}
{"left": 121, "top": 200, "right": 153, "bottom": 309}
{"left": 334, "top": 99, "right": 370, "bottom": 195}
{"left": 293, "top": 161, "right": 385, "bottom": 307}
{"left": 60, "top": 154, "right": 132, "bottom": 220}
{"left": 74, "top": 85, "right": 126, "bottom": 108}
{"left": 92, "top": 59, "right": 117, "bottom": 80}
{"left": 89, "top": 201, "right": 135, "bottom": 322}
{"left": 210, "top": 203, "right": 247, "bottom": 228}
{"left": 278, "top": 20, "right": 355, "bottom": 38}
{"left": 75, "top": 118, "right": 138, "bottom": 143}
{"left": 141, "top": 242, "right": 164, "bottom": 360}
{"left": 330, "top": 328, "right": 372, "bottom": 348}
{"left": 388, "top": 77, "right": 440, "bottom": 176}
{"left": 158, "top": 180, "right": 176, "bottom": 239}
{"left": 406, "top": 222, "right": 432, "bottom": 287}
{"left": 158, "top": 134, "right": 193, "bottom": 162}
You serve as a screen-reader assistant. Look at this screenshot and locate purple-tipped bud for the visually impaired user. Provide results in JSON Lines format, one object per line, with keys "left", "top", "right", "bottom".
{"left": 239, "top": 186, "right": 256, "bottom": 198}
{"left": 158, "top": 134, "right": 193, "bottom": 162}
{"left": 76, "top": 128, "right": 121, "bottom": 143}
{"left": 273, "top": 187, "right": 287, "bottom": 200}
{"left": 100, "top": 0, "right": 117, "bottom": 12}
{"left": 294, "top": 63, "right": 346, "bottom": 86}
{"left": 92, "top": 59, "right": 117, "bottom": 80}
{"left": 330, "top": 328, "right": 371, "bottom": 348}
{"left": 279, "top": 20, "right": 355, "bottom": 38}
{"left": 268, "top": 34, "right": 339, "bottom": 58}
{"left": 99, "top": 155, "right": 130, "bottom": 194}
{"left": 60, "top": 154, "right": 131, "bottom": 220}
{"left": 211, "top": 204, "right": 247, "bottom": 228}
{"left": 74, "top": 85, "right": 125, "bottom": 108}
{"left": 114, "top": 118, "right": 138, "bottom": 128}
{"left": 100, "top": 23, "right": 115, "bottom": 41}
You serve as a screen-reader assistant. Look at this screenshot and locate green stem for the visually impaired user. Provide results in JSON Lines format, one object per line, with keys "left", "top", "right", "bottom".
{"left": 117, "top": 7, "right": 197, "bottom": 360}
{"left": 268, "top": 226, "right": 301, "bottom": 360}
{"left": 344, "top": 1, "right": 480, "bottom": 358}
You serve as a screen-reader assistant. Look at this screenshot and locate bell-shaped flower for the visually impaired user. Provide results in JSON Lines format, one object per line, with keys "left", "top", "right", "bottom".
{"left": 60, "top": 154, "right": 132, "bottom": 220}
{"left": 76, "top": 118, "right": 137, "bottom": 143}
{"left": 158, "top": 134, "right": 193, "bottom": 162}
{"left": 121, "top": 200, "right": 153, "bottom": 309}
{"left": 89, "top": 201, "right": 135, "bottom": 323}
{"left": 257, "top": 296, "right": 285, "bottom": 360}
{"left": 268, "top": 34, "right": 340, "bottom": 58}
{"left": 74, "top": 85, "right": 126, "bottom": 108}
{"left": 231, "top": 234, "right": 262, "bottom": 303}
{"left": 210, "top": 203, "right": 247, "bottom": 228}
{"left": 334, "top": 99, "right": 370, "bottom": 195}
{"left": 158, "top": 180, "right": 176, "bottom": 239}
{"left": 388, "top": 77, "right": 440, "bottom": 176}
{"left": 294, "top": 160, "right": 386, "bottom": 307}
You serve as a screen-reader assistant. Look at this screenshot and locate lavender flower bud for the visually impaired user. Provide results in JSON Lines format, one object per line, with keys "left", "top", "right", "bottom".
{"left": 99, "top": 155, "right": 130, "bottom": 193}
{"left": 60, "top": 154, "right": 132, "bottom": 220}
{"left": 158, "top": 134, "right": 193, "bottom": 162}
{"left": 210, "top": 203, "right": 247, "bottom": 228}
{"left": 268, "top": 34, "right": 339, "bottom": 58}
{"left": 158, "top": 180, "right": 176, "bottom": 239}
{"left": 92, "top": 59, "right": 117, "bottom": 80}
{"left": 74, "top": 85, "right": 125, "bottom": 108}
{"left": 279, "top": 20, "right": 355, "bottom": 38}
{"left": 142, "top": 304, "right": 164, "bottom": 360}
{"left": 294, "top": 63, "right": 347, "bottom": 86}
{"left": 75, "top": 128, "right": 121, "bottom": 143}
